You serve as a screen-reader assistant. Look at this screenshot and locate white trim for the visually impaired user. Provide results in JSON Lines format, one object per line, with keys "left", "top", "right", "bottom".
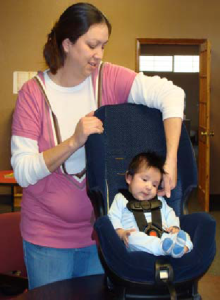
{"left": 35, "top": 75, "right": 59, "bottom": 147}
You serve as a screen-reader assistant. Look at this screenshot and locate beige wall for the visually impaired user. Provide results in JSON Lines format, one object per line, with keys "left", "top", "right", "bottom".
{"left": 0, "top": 0, "right": 220, "bottom": 193}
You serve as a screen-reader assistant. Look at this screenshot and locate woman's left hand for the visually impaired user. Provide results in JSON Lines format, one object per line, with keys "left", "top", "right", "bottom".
{"left": 157, "top": 157, "right": 177, "bottom": 198}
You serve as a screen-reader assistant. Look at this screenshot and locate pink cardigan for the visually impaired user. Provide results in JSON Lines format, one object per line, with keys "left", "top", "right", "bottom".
{"left": 12, "top": 63, "right": 136, "bottom": 248}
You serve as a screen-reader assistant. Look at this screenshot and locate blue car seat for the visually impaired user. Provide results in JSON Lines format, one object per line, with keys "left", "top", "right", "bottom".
{"left": 85, "top": 103, "right": 216, "bottom": 300}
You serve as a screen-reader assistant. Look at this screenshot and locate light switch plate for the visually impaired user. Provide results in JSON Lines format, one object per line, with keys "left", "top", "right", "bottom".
{"left": 13, "top": 71, "right": 37, "bottom": 94}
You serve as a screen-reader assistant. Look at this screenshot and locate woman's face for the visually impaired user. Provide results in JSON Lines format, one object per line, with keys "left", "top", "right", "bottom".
{"left": 62, "top": 23, "right": 109, "bottom": 81}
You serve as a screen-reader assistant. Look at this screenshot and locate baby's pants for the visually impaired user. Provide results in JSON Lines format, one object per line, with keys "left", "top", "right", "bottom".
{"left": 128, "top": 231, "right": 193, "bottom": 256}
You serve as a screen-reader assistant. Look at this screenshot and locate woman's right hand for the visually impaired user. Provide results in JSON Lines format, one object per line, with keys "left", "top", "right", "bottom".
{"left": 42, "top": 111, "right": 103, "bottom": 174}
{"left": 72, "top": 111, "right": 104, "bottom": 148}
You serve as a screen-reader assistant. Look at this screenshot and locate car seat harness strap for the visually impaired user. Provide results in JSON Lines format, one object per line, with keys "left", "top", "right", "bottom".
{"left": 120, "top": 189, "right": 165, "bottom": 238}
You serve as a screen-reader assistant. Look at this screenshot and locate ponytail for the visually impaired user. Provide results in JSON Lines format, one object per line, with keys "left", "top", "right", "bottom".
{"left": 43, "top": 25, "right": 65, "bottom": 74}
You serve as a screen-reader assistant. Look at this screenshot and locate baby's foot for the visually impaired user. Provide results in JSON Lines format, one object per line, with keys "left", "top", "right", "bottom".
{"left": 176, "top": 230, "right": 187, "bottom": 246}
{"left": 171, "top": 230, "right": 187, "bottom": 258}
{"left": 162, "top": 238, "right": 174, "bottom": 254}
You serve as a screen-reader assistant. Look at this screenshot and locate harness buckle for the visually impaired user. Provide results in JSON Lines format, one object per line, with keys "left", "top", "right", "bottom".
{"left": 144, "top": 224, "right": 163, "bottom": 238}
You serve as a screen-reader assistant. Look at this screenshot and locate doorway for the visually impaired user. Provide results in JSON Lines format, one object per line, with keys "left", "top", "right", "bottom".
{"left": 136, "top": 38, "right": 212, "bottom": 211}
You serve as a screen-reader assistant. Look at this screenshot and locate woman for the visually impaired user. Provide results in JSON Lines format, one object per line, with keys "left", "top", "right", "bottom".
{"left": 11, "top": 2, "right": 184, "bottom": 289}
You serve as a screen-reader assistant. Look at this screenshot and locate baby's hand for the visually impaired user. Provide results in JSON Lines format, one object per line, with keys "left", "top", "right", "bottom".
{"left": 116, "top": 228, "right": 136, "bottom": 247}
{"left": 166, "top": 226, "right": 179, "bottom": 234}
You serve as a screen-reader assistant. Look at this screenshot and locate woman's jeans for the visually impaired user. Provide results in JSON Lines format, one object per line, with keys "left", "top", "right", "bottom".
{"left": 23, "top": 240, "right": 104, "bottom": 290}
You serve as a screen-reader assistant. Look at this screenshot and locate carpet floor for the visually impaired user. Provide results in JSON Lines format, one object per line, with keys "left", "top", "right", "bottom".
{"left": 199, "top": 274, "right": 220, "bottom": 299}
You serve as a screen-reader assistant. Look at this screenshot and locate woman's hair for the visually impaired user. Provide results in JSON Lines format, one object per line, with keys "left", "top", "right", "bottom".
{"left": 127, "top": 152, "right": 166, "bottom": 177}
{"left": 43, "top": 2, "right": 112, "bottom": 74}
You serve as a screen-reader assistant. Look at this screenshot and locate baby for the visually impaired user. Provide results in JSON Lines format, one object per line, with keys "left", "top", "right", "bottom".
{"left": 108, "top": 152, "right": 193, "bottom": 258}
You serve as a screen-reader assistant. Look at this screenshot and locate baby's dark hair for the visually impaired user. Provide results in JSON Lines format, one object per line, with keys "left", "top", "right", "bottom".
{"left": 127, "top": 152, "right": 166, "bottom": 177}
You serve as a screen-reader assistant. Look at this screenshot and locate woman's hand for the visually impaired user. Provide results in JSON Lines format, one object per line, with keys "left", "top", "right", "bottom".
{"left": 158, "top": 157, "right": 177, "bottom": 198}
{"left": 72, "top": 111, "right": 104, "bottom": 148}
{"left": 161, "top": 117, "right": 182, "bottom": 198}
{"left": 43, "top": 111, "right": 103, "bottom": 173}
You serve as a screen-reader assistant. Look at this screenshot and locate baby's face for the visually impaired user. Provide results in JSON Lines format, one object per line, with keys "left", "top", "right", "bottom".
{"left": 126, "top": 167, "right": 161, "bottom": 201}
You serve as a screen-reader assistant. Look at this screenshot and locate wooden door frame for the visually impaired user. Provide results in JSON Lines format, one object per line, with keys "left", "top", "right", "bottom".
{"left": 135, "top": 38, "right": 206, "bottom": 72}
{"left": 135, "top": 38, "right": 210, "bottom": 210}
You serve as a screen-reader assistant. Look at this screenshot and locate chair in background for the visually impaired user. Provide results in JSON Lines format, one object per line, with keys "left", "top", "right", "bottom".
{"left": 86, "top": 103, "right": 216, "bottom": 300}
{"left": 0, "top": 212, "right": 28, "bottom": 298}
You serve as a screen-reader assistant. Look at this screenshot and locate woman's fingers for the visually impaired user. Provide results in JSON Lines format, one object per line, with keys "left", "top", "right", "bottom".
{"left": 73, "top": 113, "right": 104, "bottom": 147}
{"left": 158, "top": 159, "right": 177, "bottom": 198}
{"left": 81, "top": 115, "right": 104, "bottom": 134}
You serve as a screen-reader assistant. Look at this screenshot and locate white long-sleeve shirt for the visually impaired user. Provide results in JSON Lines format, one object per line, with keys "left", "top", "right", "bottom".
{"left": 11, "top": 70, "right": 184, "bottom": 188}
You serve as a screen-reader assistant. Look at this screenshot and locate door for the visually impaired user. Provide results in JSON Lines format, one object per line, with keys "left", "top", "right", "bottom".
{"left": 198, "top": 41, "right": 213, "bottom": 212}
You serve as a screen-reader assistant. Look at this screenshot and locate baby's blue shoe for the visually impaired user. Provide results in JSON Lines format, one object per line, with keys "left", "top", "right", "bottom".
{"left": 171, "top": 230, "right": 187, "bottom": 258}
{"left": 176, "top": 230, "right": 187, "bottom": 246}
{"left": 171, "top": 244, "right": 185, "bottom": 258}
{"left": 162, "top": 238, "right": 174, "bottom": 254}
